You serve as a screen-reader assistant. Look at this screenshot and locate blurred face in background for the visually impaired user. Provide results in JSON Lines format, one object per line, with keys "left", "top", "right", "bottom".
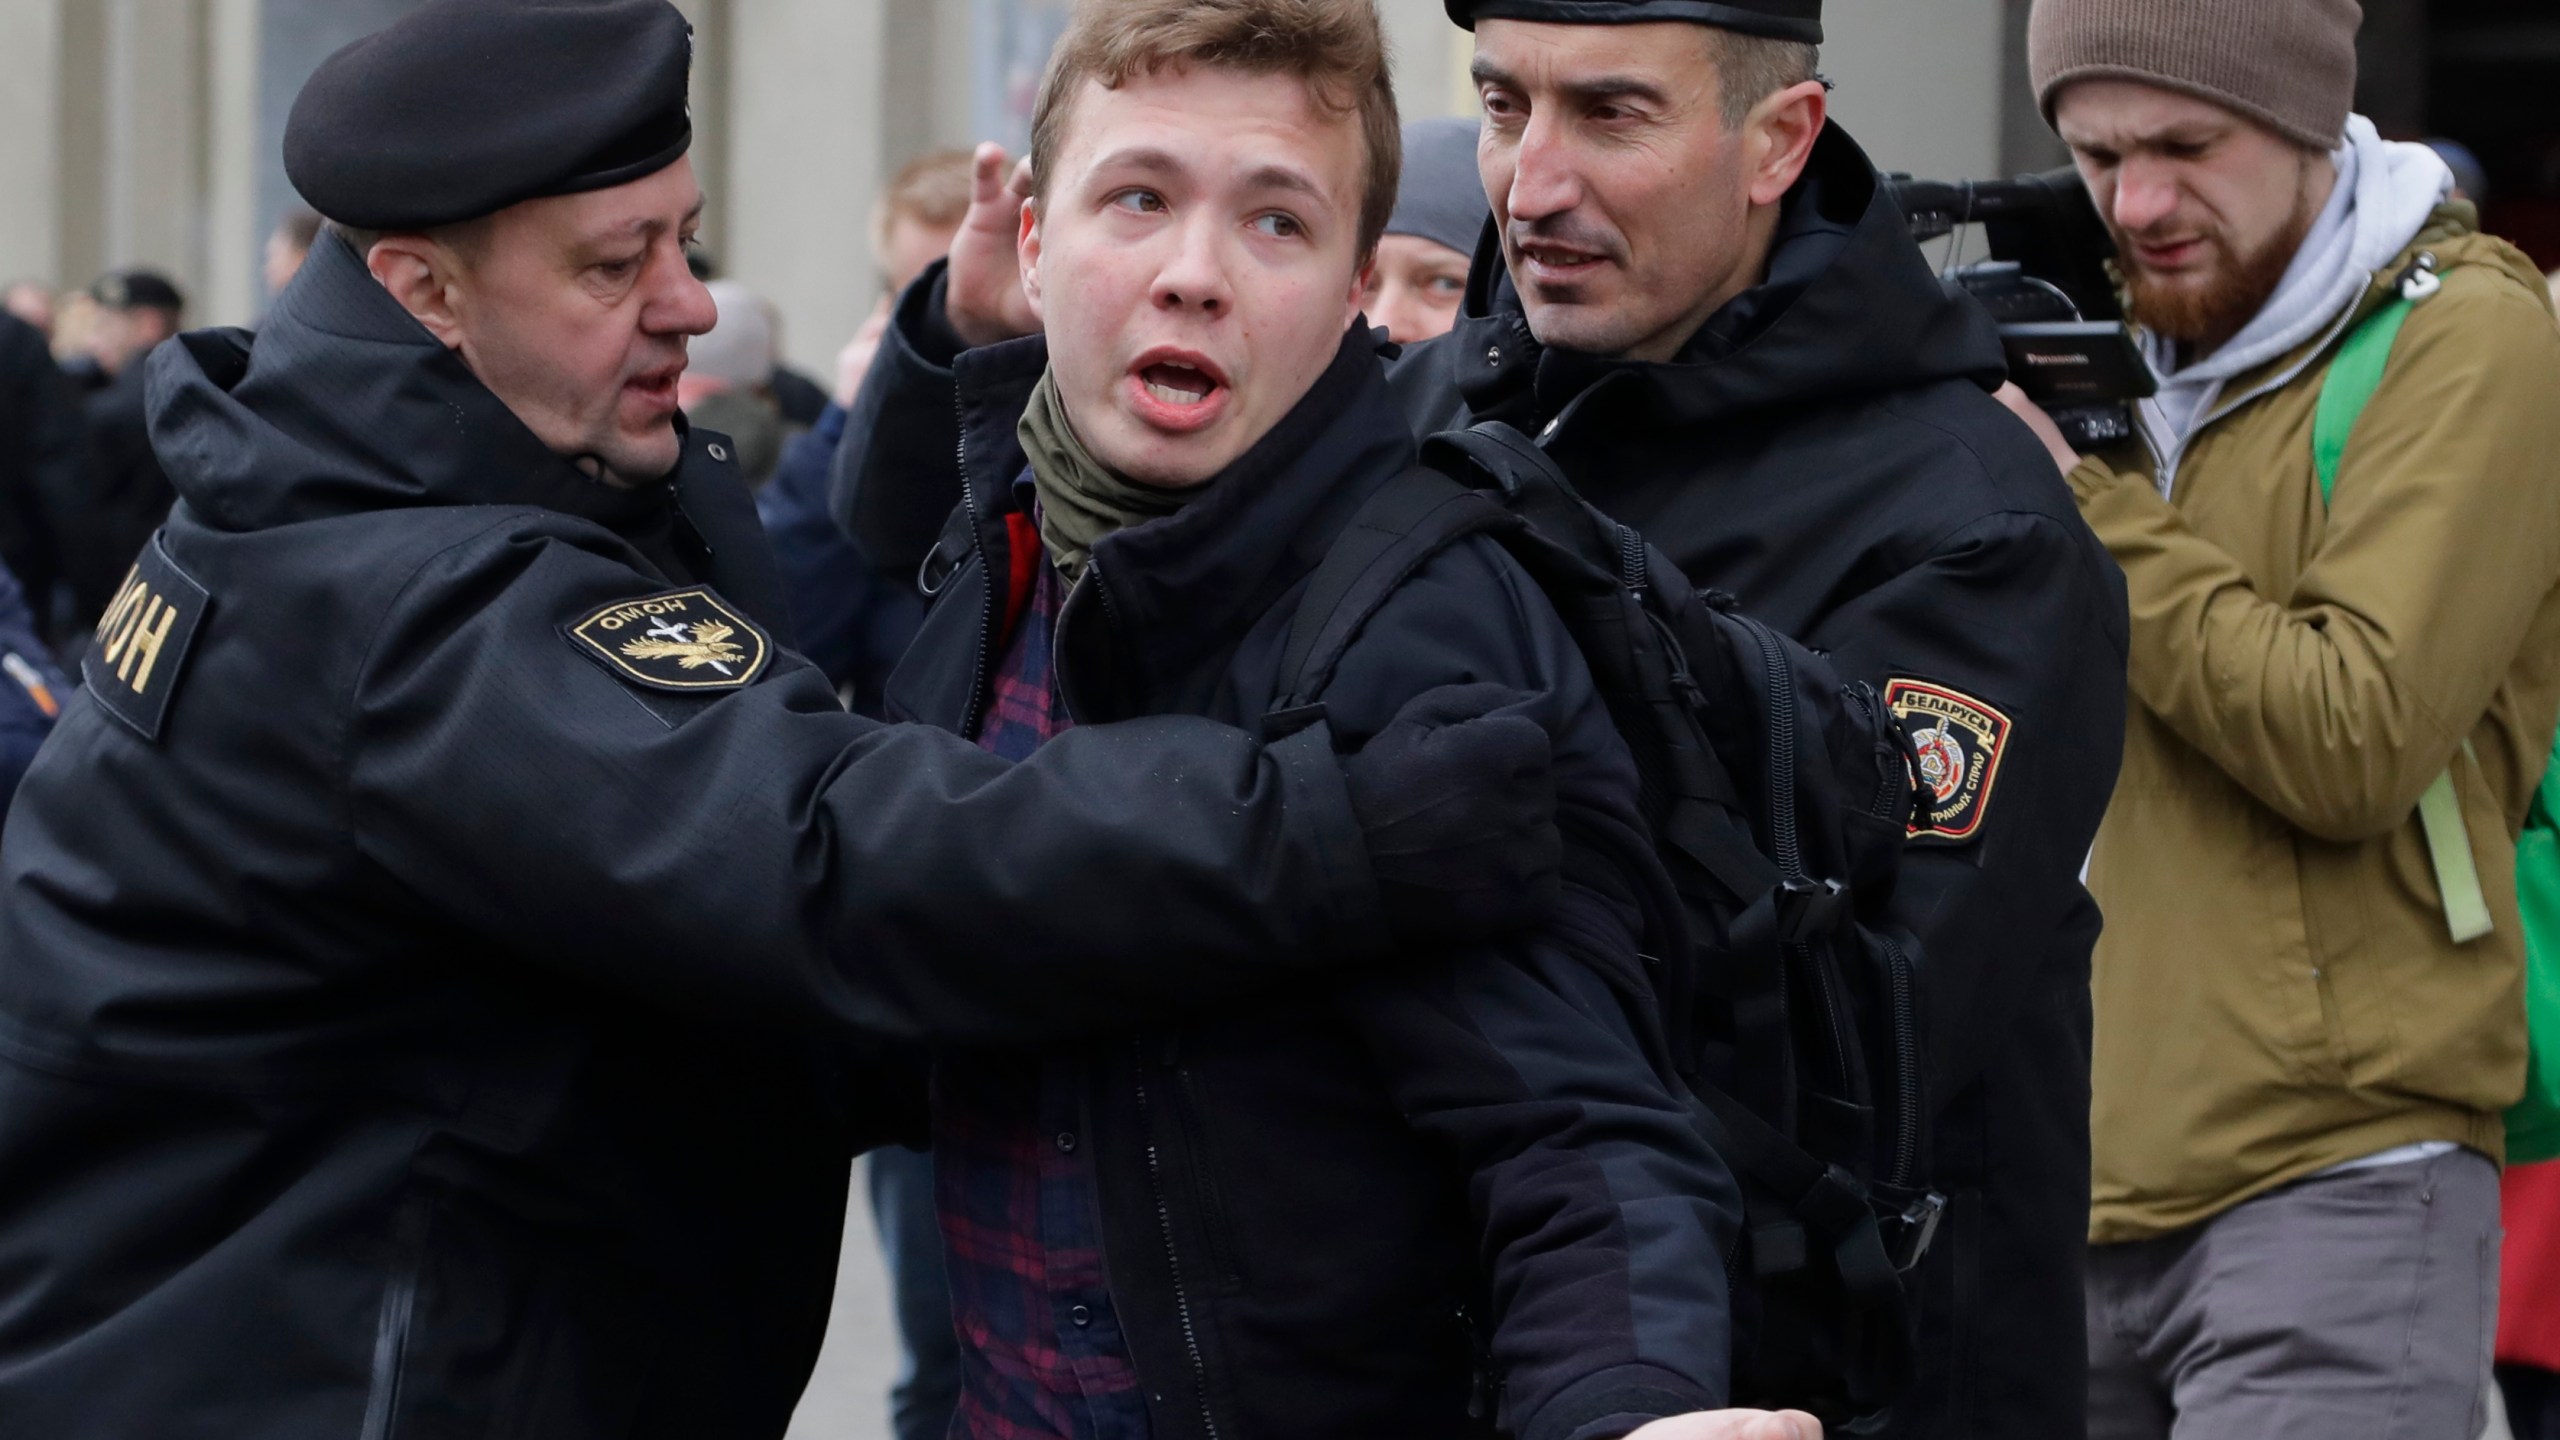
{"left": 1361, "top": 233, "right": 1470, "bottom": 343}
{"left": 2, "top": 283, "right": 52, "bottom": 338}
{"left": 265, "top": 229, "right": 313, "bottom": 300}
{"left": 367, "top": 156, "right": 718, "bottom": 485}
{"left": 1022, "top": 64, "right": 1371, "bottom": 487}
{"left": 87, "top": 306, "right": 180, "bottom": 378}
{"left": 880, "top": 213, "right": 963, "bottom": 295}
{"left": 2055, "top": 79, "right": 2334, "bottom": 357}
{"left": 1472, "top": 19, "right": 1823, "bottom": 363}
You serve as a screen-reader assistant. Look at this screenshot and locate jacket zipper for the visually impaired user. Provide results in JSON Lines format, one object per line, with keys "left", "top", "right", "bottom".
{"left": 1133, "top": 1055, "right": 1224, "bottom": 1440}
{"left": 954, "top": 389, "right": 997, "bottom": 740}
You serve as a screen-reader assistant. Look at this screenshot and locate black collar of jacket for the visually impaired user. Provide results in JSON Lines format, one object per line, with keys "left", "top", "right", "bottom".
{"left": 143, "top": 227, "right": 711, "bottom": 541}
{"left": 950, "top": 324, "right": 1418, "bottom": 718}
{"left": 1451, "top": 122, "right": 2006, "bottom": 441}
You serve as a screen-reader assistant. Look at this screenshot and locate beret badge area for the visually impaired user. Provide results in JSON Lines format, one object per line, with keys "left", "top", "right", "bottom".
{"left": 1886, "top": 677, "right": 2010, "bottom": 845}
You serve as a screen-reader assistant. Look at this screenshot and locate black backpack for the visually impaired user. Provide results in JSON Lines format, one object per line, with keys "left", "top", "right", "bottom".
{"left": 1268, "top": 423, "right": 1947, "bottom": 1426}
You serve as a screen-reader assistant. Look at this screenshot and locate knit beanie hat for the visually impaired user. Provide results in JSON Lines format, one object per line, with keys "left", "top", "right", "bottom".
{"left": 1386, "top": 118, "right": 1491, "bottom": 259}
{"left": 2027, "top": 0, "right": 2361, "bottom": 151}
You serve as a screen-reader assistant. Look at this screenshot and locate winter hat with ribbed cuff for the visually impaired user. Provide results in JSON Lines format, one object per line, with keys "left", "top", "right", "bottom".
{"left": 2028, "top": 0, "right": 2361, "bottom": 151}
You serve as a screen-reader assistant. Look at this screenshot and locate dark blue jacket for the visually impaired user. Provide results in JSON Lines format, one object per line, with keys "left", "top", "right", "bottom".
{"left": 0, "top": 560, "right": 64, "bottom": 816}
{"left": 755, "top": 403, "right": 923, "bottom": 716}
{"left": 885, "top": 327, "right": 1741, "bottom": 1440}
{"left": 0, "top": 232, "right": 1405, "bottom": 1440}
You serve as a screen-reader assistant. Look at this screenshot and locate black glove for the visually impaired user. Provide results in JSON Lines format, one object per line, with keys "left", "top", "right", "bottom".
{"left": 1340, "top": 684, "right": 1562, "bottom": 948}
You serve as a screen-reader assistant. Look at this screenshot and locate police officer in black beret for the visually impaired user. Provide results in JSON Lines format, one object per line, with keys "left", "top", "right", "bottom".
{"left": 0, "top": 3, "right": 1566, "bottom": 1435}
{"left": 840, "top": 0, "right": 2131, "bottom": 1436}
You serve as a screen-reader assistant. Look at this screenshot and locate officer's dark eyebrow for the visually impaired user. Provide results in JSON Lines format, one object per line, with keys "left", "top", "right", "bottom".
{"left": 1471, "top": 55, "right": 1669, "bottom": 111}
{"left": 594, "top": 197, "right": 708, "bottom": 246}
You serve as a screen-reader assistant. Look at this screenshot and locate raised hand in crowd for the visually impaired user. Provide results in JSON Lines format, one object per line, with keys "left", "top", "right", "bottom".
{"left": 942, "top": 141, "right": 1039, "bottom": 347}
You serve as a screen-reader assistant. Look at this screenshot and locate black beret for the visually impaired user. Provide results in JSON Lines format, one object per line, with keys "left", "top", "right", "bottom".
{"left": 1448, "top": 0, "right": 1822, "bottom": 44}
{"left": 284, "top": 0, "right": 694, "bottom": 232}
{"left": 89, "top": 269, "right": 186, "bottom": 314}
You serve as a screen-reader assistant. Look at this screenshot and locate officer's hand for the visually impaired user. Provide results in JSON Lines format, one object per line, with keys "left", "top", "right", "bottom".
{"left": 945, "top": 142, "right": 1041, "bottom": 349}
{"left": 1993, "top": 382, "right": 2080, "bottom": 477}
{"left": 1340, "top": 683, "right": 1561, "bottom": 948}
{"left": 1624, "top": 1410, "right": 1824, "bottom": 1440}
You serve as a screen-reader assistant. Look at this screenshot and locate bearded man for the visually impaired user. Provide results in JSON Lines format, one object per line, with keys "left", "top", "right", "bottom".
{"left": 1998, "top": 2, "right": 2560, "bottom": 1437}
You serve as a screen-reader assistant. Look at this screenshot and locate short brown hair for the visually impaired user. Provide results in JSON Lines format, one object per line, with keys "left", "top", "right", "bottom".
{"left": 1705, "top": 30, "right": 1820, "bottom": 130}
{"left": 1027, "top": 0, "right": 1402, "bottom": 259}
{"left": 873, "top": 148, "right": 974, "bottom": 256}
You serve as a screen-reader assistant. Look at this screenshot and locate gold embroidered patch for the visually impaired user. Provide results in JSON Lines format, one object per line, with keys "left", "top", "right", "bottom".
{"left": 1885, "top": 678, "right": 2012, "bottom": 844}
{"left": 567, "top": 588, "right": 770, "bottom": 692}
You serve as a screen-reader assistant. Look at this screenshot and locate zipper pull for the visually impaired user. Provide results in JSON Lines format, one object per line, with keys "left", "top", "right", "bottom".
{"left": 2395, "top": 251, "right": 2441, "bottom": 302}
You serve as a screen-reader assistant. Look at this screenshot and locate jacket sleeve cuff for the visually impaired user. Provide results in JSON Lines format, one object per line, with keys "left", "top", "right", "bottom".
{"left": 903, "top": 262, "right": 971, "bottom": 370}
{"left": 1520, "top": 1363, "right": 1723, "bottom": 1440}
{"left": 2066, "top": 451, "right": 2129, "bottom": 503}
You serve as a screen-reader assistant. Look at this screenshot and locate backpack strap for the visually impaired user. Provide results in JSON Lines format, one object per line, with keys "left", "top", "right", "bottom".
{"left": 1268, "top": 466, "right": 1517, "bottom": 725}
{"left": 2308, "top": 255, "right": 2491, "bottom": 943}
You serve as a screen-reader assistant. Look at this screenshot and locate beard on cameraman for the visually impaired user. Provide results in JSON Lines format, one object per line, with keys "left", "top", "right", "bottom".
{"left": 2002, "top": 3, "right": 2560, "bottom": 1438}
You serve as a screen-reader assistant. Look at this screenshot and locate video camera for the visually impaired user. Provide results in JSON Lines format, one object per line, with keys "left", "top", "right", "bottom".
{"left": 1882, "top": 168, "right": 2154, "bottom": 453}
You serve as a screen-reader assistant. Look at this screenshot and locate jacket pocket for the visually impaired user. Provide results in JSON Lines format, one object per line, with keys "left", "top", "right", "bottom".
{"left": 357, "top": 1194, "right": 431, "bottom": 1440}
{"left": 1168, "top": 1057, "right": 1248, "bottom": 1295}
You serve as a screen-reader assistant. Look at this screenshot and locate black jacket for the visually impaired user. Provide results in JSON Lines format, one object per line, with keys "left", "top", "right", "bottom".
{"left": 836, "top": 125, "right": 2128, "bottom": 1440}
{"left": 0, "top": 233, "right": 1407, "bottom": 1439}
{"left": 69, "top": 358, "right": 178, "bottom": 631}
{"left": 0, "top": 312, "right": 85, "bottom": 641}
{"left": 887, "top": 326, "right": 1739, "bottom": 1440}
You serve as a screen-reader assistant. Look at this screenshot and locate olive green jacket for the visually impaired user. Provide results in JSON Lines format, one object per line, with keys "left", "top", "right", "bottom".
{"left": 2070, "top": 209, "right": 2560, "bottom": 1243}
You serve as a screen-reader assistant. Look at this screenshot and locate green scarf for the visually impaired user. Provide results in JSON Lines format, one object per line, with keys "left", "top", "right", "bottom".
{"left": 1018, "top": 368, "right": 1207, "bottom": 582}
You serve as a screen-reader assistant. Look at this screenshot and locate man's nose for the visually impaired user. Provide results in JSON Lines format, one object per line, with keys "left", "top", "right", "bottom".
{"left": 1153, "top": 216, "right": 1232, "bottom": 317}
{"left": 1501, "top": 114, "right": 1582, "bottom": 223}
{"left": 2110, "top": 159, "right": 2181, "bottom": 235}
{"left": 653, "top": 258, "right": 720, "bottom": 338}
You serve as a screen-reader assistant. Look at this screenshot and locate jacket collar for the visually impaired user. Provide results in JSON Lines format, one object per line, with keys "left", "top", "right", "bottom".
{"left": 952, "top": 326, "right": 1418, "bottom": 710}
{"left": 146, "top": 228, "right": 698, "bottom": 538}
{"left": 1449, "top": 123, "right": 2007, "bottom": 443}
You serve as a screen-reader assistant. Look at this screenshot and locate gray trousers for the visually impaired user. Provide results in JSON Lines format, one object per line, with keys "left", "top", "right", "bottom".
{"left": 2087, "top": 1147, "right": 2500, "bottom": 1440}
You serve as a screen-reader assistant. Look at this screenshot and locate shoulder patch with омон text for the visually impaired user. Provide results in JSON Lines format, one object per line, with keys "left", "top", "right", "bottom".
{"left": 83, "top": 538, "right": 210, "bottom": 743}
{"left": 1886, "top": 677, "right": 2012, "bottom": 844}
{"left": 566, "top": 588, "right": 771, "bottom": 693}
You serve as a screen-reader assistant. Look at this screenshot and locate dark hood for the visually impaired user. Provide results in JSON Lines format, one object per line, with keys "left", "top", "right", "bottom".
{"left": 144, "top": 229, "right": 691, "bottom": 538}
{"left": 1453, "top": 123, "right": 2006, "bottom": 432}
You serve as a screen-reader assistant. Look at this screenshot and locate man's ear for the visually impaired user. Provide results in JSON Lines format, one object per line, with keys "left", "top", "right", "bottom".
{"left": 1348, "top": 251, "right": 1376, "bottom": 328}
{"left": 365, "top": 235, "right": 466, "bottom": 347}
{"left": 1745, "top": 79, "right": 1828, "bottom": 208}
{"left": 1017, "top": 196, "right": 1046, "bottom": 323}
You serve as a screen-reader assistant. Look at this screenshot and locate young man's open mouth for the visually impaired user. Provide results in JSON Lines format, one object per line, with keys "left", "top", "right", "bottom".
{"left": 1126, "top": 346, "right": 1231, "bottom": 433}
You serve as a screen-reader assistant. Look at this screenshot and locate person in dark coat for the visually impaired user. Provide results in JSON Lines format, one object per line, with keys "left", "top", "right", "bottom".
{"left": 0, "top": 557, "right": 65, "bottom": 815}
{"left": 0, "top": 5, "right": 1571, "bottom": 1437}
{"left": 832, "top": 2, "right": 2130, "bottom": 1436}
{"left": 874, "top": 3, "right": 1807, "bottom": 1436}
{"left": 0, "top": 309, "right": 85, "bottom": 643}
{"left": 67, "top": 269, "right": 185, "bottom": 634}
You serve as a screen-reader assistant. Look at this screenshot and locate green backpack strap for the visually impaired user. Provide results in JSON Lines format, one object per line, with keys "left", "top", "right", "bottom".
{"left": 2311, "top": 257, "right": 2493, "bottom": 944}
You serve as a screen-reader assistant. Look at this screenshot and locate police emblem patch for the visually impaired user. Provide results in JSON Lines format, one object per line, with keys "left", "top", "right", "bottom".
{"left": 1884, "top": 678, "right": 2012, "bottom": 844}
{"left": 567, "top": 589, "right": 770, "bottom": 693}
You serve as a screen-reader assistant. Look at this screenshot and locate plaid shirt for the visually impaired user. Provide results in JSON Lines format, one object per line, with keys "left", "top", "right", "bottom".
{"left": 938, "top": 538, "right": 1154, "bottom": 1440}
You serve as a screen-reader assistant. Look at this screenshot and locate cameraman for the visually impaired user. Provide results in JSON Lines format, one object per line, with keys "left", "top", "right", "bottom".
{"left": 2002, "top": 3, "right": 2560, "bottom": 1435}
{"left": 834, "top": 1, "right": 2129, "bottom": 1434}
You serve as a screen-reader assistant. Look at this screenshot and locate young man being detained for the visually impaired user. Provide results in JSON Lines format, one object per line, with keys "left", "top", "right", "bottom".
{"left": 881, "top": 3, "right": 1807, "bottom": 1438}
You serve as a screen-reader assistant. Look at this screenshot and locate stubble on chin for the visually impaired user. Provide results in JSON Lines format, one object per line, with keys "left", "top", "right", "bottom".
{"left": 2118, "top": 165, "right": 2324, "bottom": 355}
